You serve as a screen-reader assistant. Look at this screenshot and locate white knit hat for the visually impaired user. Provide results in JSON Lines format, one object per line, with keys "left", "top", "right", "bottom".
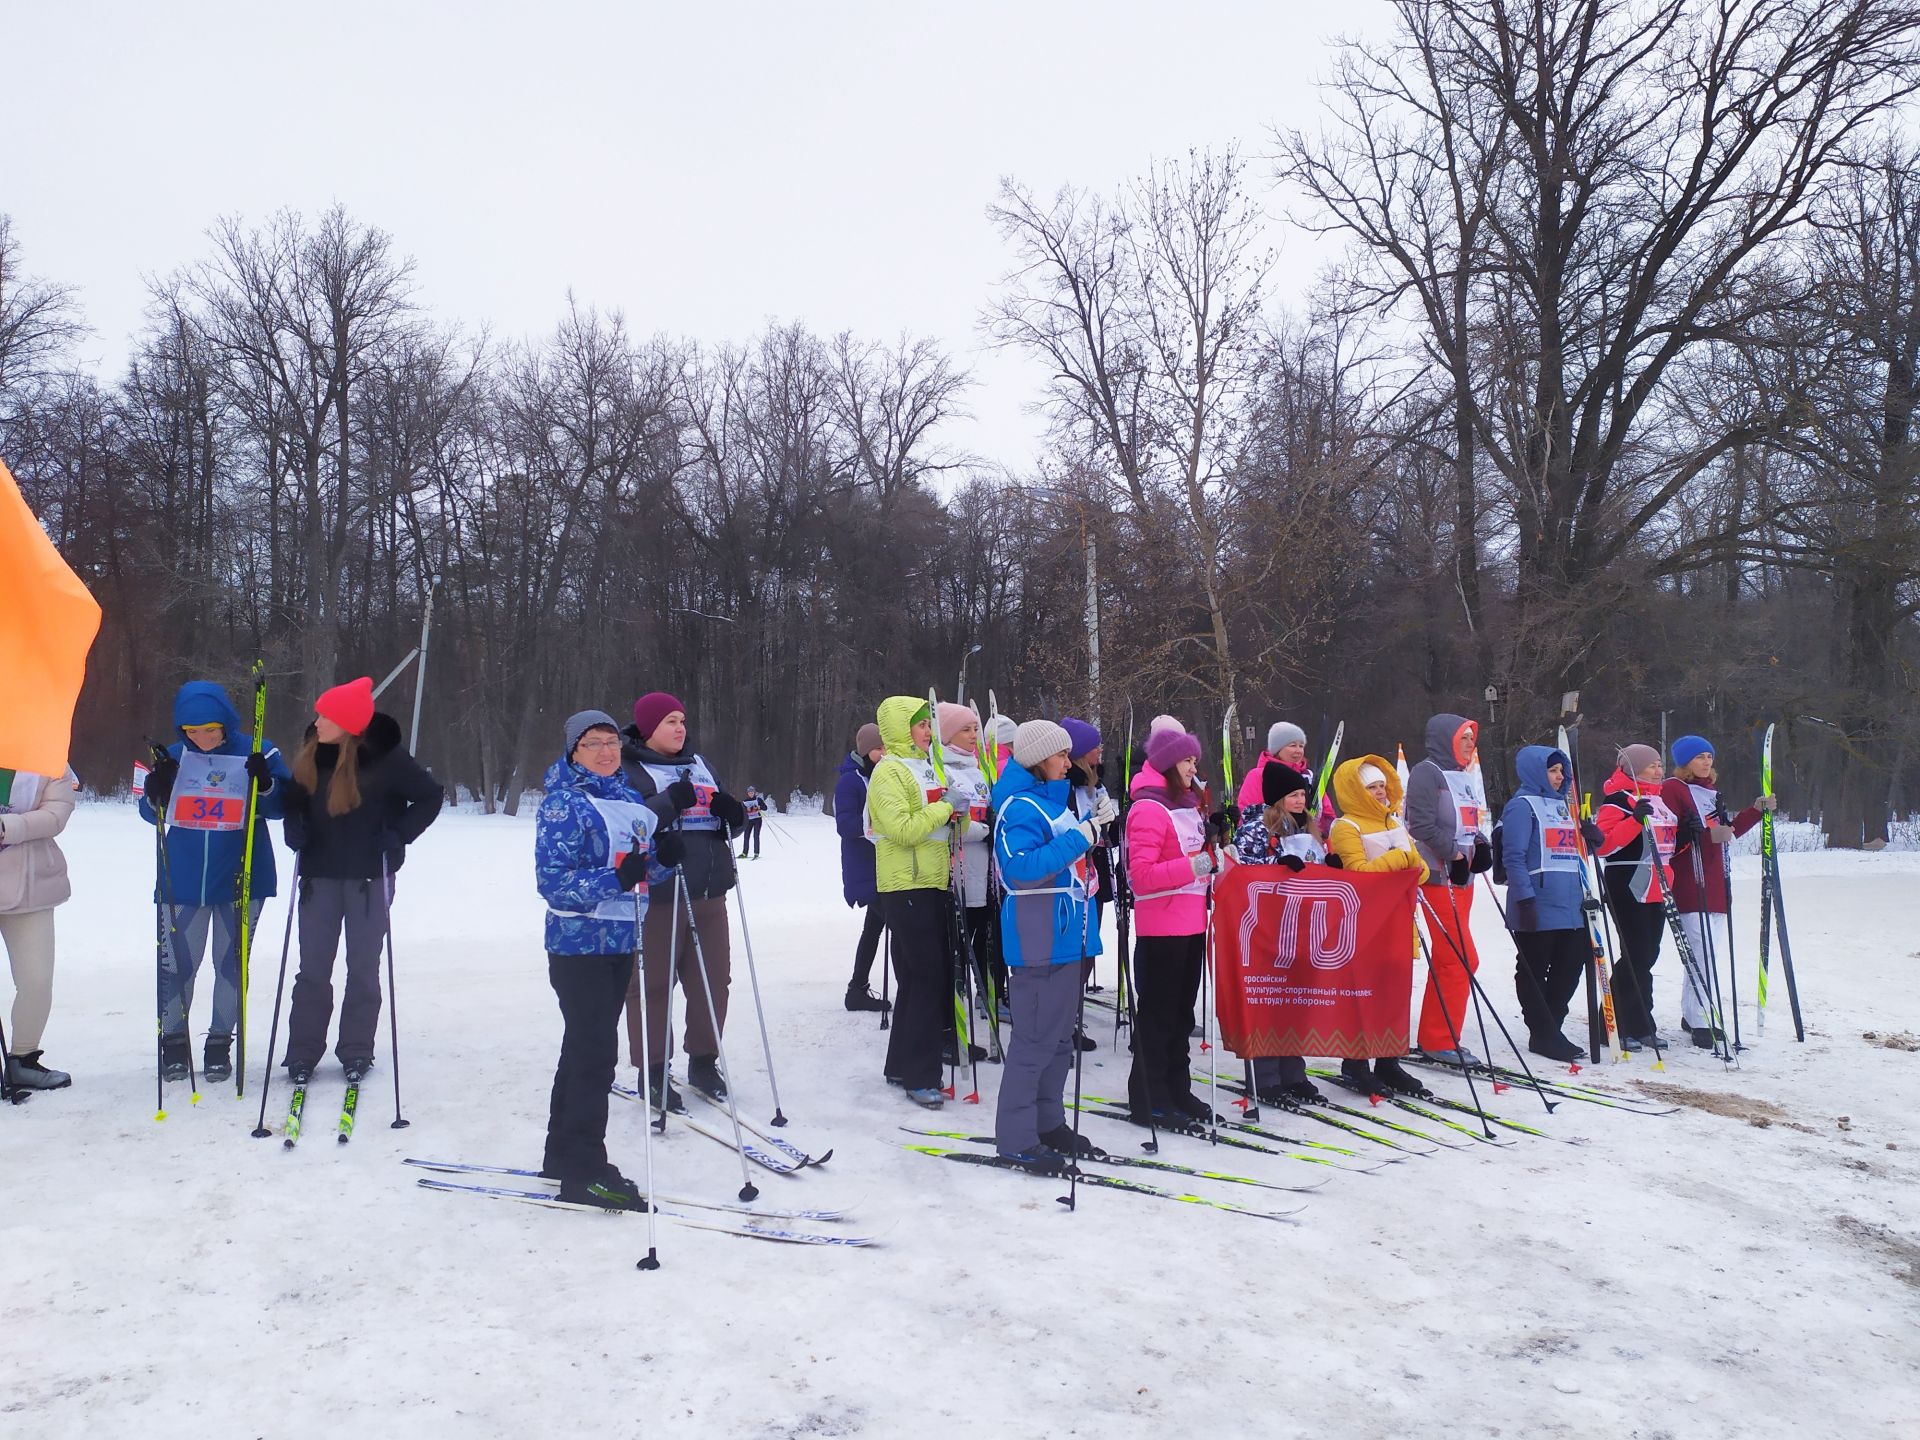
{"left": 1358, "top": 762, "right": 1389, "bottom": 788}
{"left": 1011, "top": 719, "right": 1073, "bottom": 771}
{"left": 988, "top": 713, "right": 1018, "bottom": 748}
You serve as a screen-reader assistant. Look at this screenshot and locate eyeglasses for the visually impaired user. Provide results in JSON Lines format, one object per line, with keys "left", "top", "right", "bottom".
{"left": 575, "top": 737, "right": 622, "bottom": 752}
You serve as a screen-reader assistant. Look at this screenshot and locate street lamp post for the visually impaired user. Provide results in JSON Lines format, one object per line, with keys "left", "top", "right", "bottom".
{"left": 957, "top": 643, "right": 983, "bottom": 706}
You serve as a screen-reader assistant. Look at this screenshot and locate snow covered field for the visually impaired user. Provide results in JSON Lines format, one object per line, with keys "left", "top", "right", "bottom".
{"left": 5, "top": 803, "right": 1917, "bottom": 1439}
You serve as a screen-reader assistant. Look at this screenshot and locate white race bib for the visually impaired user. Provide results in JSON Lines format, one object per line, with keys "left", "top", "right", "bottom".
{"left": 168, "top": 751, "right": 250, "bottom": 832}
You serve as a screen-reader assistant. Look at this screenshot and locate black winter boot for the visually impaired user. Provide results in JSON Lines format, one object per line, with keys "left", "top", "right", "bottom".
{"left": 646, "top": 1064, "right": 686, "bottom": 1114}
{"left": 844, "top": 986, "right": 891, "bottom": 1013}
{"left": 1372, "top": 1058, "right": 1429, "bottom": 1097}
{"left": 162, "top": 1034, "right": 192, "bottom": 1083}
{"left": 204, "top": 1037, "right": 233, "bottom": 1083}
{"left": 687, "top": 1054, "right": 728, "bottom": 1102}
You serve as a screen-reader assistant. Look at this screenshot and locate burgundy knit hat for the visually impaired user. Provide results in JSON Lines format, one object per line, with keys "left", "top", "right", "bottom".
{"left": 632, "top": 691, "right": 686, "bottom": 745}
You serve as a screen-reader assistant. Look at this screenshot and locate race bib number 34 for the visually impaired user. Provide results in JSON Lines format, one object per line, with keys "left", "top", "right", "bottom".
{"left": 169, "top": 752, "right": 249, "bottom": 832}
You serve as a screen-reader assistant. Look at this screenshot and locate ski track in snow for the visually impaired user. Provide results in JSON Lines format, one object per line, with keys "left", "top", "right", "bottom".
{"left": 4, "top": 804, "right": 1917, "bottom": 1438}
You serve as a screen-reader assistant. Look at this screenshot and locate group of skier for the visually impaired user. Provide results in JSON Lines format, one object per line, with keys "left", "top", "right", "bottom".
{"left": 830, "top": 699, "right": 1779, "bottom": 1173}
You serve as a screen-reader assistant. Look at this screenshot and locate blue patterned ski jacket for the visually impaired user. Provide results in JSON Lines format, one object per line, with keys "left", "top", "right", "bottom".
{"left": 535, "top": 757, "right": 657, "bottom": 956}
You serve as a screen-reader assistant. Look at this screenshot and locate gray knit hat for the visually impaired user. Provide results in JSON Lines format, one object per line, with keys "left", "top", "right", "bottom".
{"left": 988, "top": 713, "right": 1018, "bottom": 749}
{"left": 565, "top": 709, "right": 622, "bottom": 756}
{"left": 1011, "top": 719, "right": 1072, "bottom": 771}
{"left": 1267, "top": 721, "right": 1306, "bottom": 753}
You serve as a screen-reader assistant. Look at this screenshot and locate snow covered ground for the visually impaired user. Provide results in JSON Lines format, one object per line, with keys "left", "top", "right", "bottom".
{"left": 5, "top": 803, "right": 1917, "bottom": 1438}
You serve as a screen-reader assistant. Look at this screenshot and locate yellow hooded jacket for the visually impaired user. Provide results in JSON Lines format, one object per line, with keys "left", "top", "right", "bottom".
{"left": 1329, "top": 755, "right": 1431, "bottom": 884}
{"left": 868, "top": 695, "right": 959, "bottom": 893}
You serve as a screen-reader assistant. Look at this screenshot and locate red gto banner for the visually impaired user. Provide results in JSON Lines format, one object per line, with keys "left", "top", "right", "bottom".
{"left": 1212, "top": 863, "right": 1418, "bottom": 1060}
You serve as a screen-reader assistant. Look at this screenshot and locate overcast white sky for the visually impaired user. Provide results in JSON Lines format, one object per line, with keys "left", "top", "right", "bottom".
{"left": 6, "top": 2, "right": 1389, "bottom": 470}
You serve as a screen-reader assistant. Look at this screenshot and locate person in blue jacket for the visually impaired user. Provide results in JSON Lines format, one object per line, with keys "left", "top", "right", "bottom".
{"left": 989, "top": 720, "right": 1117, "bottom": 1170}
{"left": 139, "top": 680, "right": 290, "bottom": 1083}
{"left": 534, "top": 710, "right": 683, "bottom": 1210}
{"left": 835, "top": 722, "right": 890, "bottom": 1012}
{"left": 1497, "top": 744, "right": 1590, "bottom": 1062}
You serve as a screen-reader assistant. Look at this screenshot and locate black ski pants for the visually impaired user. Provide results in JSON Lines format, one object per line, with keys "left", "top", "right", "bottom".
{"left": 1127, "top": 932, "right": 1204, "bottom": 1117}
{"left": 737, "top": 818, "right": 763, "bottom": 857}
{"left": 1605, "top": 887, "right": 1666, "bottom": 1038}
{"left": 544, "top": 952, "right": 634, "bottom": 1184}
{"left": 1512, "top": 927, "right": 1587, "bottom": 1040}
{"left": 881, "top": 889, "right": 951, "bottom": 1091}
{"left": 286, "top": 876, "right": 392, "bottom": 1070}
{"left": 848, "top": 902, "right": 886, "bottom": 993}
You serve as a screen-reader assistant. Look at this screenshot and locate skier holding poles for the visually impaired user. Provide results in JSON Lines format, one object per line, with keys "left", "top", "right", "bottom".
{"left": 533, "top": 710, "right": 680, "bottom": 1210}
{"left": 618, "top": 692, "right": 748, "bottom": 1108}
{"left": 138, "top": 679, "right": 290, "bottom": 1086}
{"left": 1661, "top": 735, "right": 1770, "bottom": 1049}
{"left": 989, "top": 720, "right": 1111, "bottom": 1171}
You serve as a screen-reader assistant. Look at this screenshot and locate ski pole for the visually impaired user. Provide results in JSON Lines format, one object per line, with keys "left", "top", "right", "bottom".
{"left": 1059, "top": 872, "right": 1097, "bottom": 1213}
{"left": 148, "top": 751, "right": 199, "bottom": 1117}
{"left": 676, "top": 870, "right": 759, "bottom": 1202}
{"left": 236, "top": 659, "right": 267, "bottom": 1098}
{"left": 878, "top": 925, "right": 891, "bottom": 1033}
{"left": 726, "top": 866, "right": 788, "bottom": 1126}
{"left": 632, "top": 881, "right": 662, "bottom": 1272}
{"left": 1412, "top": 907, "right": 1494, "bottom": 1139}
{"left": 250, "top": 859, "right": 302, "bottom": 1137}
{"left": 382, "top": 858, "right": 410, "bottom": 1129}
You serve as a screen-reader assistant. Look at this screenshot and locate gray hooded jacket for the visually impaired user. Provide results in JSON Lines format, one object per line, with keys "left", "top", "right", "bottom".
{"left": 1404, "top": 712, "right": 1478, "bottom": 883}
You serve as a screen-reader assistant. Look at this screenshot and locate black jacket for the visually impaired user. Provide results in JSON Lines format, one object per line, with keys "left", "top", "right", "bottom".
{"left": 283, "top": 713, "right": 445, "bottom": 880}
{"left": 619, "top": 727, "right": 737, "bottom": 901}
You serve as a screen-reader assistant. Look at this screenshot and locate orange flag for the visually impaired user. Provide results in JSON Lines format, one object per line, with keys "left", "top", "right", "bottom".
{"left": 0, "top": 459, "right": 102, "bottom": 776}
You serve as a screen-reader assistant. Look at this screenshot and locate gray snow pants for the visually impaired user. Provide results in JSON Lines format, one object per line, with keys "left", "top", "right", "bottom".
{"left": 994, "top": 959, "right": 1082, "bottom": 1156}
{"left": 285, "top": 876, "right": 392, "bottom": 1070}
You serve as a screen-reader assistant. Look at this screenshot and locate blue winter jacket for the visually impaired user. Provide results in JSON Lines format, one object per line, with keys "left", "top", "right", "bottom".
{"left": 834, "top": 752, "right": 877, "bottom": 906}
{"left": 534, "top": 757, "right": 656, "bottom": 956}
{"left": 138, "top": 680, "right": 291, "bottom": 906}
{"left": 991, "top": 759, "right": 1101, "bottom": 969}
{"left": 1499, "top": 746, "right": 1584, "bottom": 931}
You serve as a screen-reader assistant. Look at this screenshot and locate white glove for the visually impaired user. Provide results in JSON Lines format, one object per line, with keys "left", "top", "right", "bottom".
{"left": 1188, "top": 851, "right": 1215, "bottom": 879}
{"left": 1087, "top": 795, "right": 1119, "bottom": 829}
{"left": 1078, "top": 818, "right": 1100, "bottom": 845}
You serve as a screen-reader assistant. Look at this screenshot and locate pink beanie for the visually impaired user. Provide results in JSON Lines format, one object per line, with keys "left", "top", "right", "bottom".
{"left": 936, "top": 702, "right": 977, "bottom": 746}
{"left": 1148, "top": 714, "right": 1185, "bottom": 739}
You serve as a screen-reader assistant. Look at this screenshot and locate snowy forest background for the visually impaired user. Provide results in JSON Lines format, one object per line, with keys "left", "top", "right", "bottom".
{"left": 4, "top": 2, "right": 1917, "bottom": 844}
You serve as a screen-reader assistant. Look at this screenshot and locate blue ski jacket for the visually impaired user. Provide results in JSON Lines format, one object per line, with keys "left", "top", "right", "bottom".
{"left": 535, "top": 757, "right": 657, "bottom": 956}
{"left": 1498, "top": 745, "right": 1584, "bottom": 931}
{"left": 138, "top": 680, "right": 290, "bottom": 906}
{"left": 834, "top": 751, "right": 877, "bottom": 906}
{"left": 991, "top": 759, "right": 1100, "bottom": 969}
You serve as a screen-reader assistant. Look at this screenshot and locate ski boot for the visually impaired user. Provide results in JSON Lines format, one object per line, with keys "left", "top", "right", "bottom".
{"left": 5, "top": 1050, "right": 71, "bottom": 1090}
{"left": 204, "top": 1037, "right": 233, "bottom": 1083}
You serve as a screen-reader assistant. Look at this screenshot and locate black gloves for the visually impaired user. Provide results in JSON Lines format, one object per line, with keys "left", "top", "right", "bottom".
{"left": 1513, "top": 897, "right": 1539, "bottom": 932}
{"left": 1580, "top": 820, "right": 1605, "bottom": 851}
{"left": 144, "top": 756, "right": 179, "bottom": 806}
{"left": 1205, "top": 810, "right": 1233, "bottom": 846}
{"left": 710, "top": 792, "right": 747, "bottom": 830}
{"left": 1448, "top": 855, "right": 1472, "bottom": 887}
{"left": 653, "top": 831, "right": 685, "bottom": 870}
{"left": 1675, "top": 811, "right": 1701, "bottom": 847}
{"left": 1222, "top": 802, "right": 1242, "bottom": 830}
{"left": 1470, "top": 837, "right": 1493, "bottom": 874}
{"left": 245, "top": 753, "right": 273, "bottom": 790}
{"left": 1632, "top": 798, "right": 1654, "bottom": 820}
{"left": 1323, "top": 853, "right": 1343, "bottom": 870}
{"left": 665, "top": 778, "right": 699, "bottom": 813}
{"left": 1277, "top": 852, "right": 1306, "bottom": 873}
{"left": 616, "top": 852, "right": 650, "bottom": 891}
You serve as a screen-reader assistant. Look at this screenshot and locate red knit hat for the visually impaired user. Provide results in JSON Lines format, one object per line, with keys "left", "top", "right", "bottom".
{"left": 632, "top": 691, "right": 686, "bottom": 746}
{"left": 315, "top": 677, "right": 375, "bottom": 736}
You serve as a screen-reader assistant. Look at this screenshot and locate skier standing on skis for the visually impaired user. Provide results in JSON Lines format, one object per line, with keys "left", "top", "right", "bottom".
{"left": 1232, "top": 756, "right": 1328, "bottom": 1104}
{"left": 138, "top": 680, "right": 291, "bottom": 1082}
{"left": 1403, "top": 713, "right": 1492, "bottom": 1065}
{"left": 280, "top": 677, "right": 444, "bottom": 1086}
{"left": 1, "top": 764, "right": 78, "bottom": 1091}
{"left": 1594, "top": 743, "right": 1675, "bottom": 1048}
{"left": 1123, "top": 727, "right": 1220, "bottom": 1126}
{"left": 534, "top": 710, "right": 681, "bottom": 1210}
{"left": 1326, "top": 757, "right": 1428, "bottom": 1095}
{"left": 1497, "top": 745, "right": 1591, "bottom": 1062}
{"left": 991, "top": 719, "right": 1111, "bottom": 1169}
{"left": 737, "top": 788, "right": 766, "bottom": 859}
{"left": 835, "top": 722, "right": 890, "bottom": 1013}
{"left": 867, "top": 695, "right": 960, "bottom": 1108}
{"left": 619, "top": 691, "right": 748, "bottom": 1109}
{"left": 937, "top": 703, "right": 996, "bottom": 1026}
{"left": 1661, "top": 735, "right": 1770, "bottom": 1048}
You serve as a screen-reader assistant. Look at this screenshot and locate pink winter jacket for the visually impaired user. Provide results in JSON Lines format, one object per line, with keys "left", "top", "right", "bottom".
{"left": 1237, "top": 753, "right": 1336, "bottom": 832}
{"left": 0, "top": 769, "right": 78, "bottom": 914}
{"left": 1125, "top": 775, "right": 1210, "bottom": 937}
